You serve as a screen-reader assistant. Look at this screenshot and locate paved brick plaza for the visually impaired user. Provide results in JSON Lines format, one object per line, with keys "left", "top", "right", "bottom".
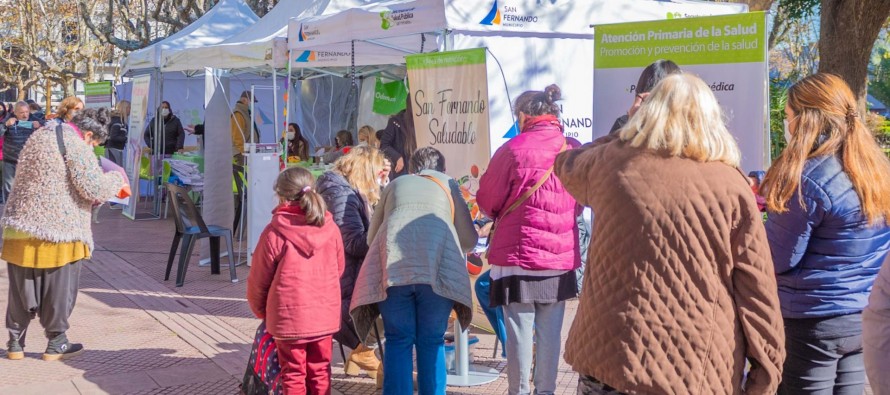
{"left": 0, "top": 207, "right": 581, "bottom": 394}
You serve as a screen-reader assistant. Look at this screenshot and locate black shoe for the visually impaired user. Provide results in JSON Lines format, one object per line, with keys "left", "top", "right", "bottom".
{"left": 43, "top": 335, "right": 84, "bottom": 361}
{"left": 6, "top": 341, "right": 23, "bottom": 360}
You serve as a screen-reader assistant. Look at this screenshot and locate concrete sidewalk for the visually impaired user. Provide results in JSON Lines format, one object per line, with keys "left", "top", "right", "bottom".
{"left": 0, "top": 208, "right": 580, "bottom": 394}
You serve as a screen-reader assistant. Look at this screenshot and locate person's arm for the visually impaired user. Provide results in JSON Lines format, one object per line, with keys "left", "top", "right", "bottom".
{"left": 63, "top": 131, "right": 125, "bottom": 202}
{"left": 144, "top": 121, "right": 152, "bottom": 148}
{"left": 175, "top": 118, "right": 185, "bottom": 150}
{"left": 476, "top": 147, "right": 516, "bottom": 219}
{"left": 554, "top": 140, "right": 613, "bottom": 207}
{"left": 450, "top": 178, "right": 479, "bottom": 253}
{"left": 379, "top": 118, "right": 402, "bottom": 166}
{"left": 764, "top": 177, "right": 828, "bottom": 274}
{"left": 246, "top": 226, "right": 282, "bottom": 319}
{"left": 367, "top": 186, "right": 389, "bottom": 244}
{"left": 731, "top": 191, "right": 785, "bottom": 395}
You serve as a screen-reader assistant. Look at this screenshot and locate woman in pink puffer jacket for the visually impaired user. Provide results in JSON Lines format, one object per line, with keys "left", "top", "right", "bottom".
{"left": 477, "top": 84, "right": 580, "bottom": 395}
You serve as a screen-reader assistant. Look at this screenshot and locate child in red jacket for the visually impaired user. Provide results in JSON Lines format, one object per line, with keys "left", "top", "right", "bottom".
{"left": 247, "top": 167, "right": 345, "bottom": 395}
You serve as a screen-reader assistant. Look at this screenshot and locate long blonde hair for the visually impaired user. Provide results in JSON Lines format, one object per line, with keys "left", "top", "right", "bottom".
{"left": 761, "top": 73, "right": 890, "bottom": 224}
{"left": 619, "top": 73, "right": 740, "bottom": 167}
{"left": 333, "top": 145, "right": 385, "bottom": 206}
{"left": 113, "top": 100, "right": 131, "bottom": 119}
{"left": 358, "top": 125, "right": 378, "bottom": 148}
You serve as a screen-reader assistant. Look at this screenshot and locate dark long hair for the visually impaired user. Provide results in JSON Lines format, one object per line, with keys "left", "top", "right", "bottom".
{"left": 635, "top": 59, "right": 681, "bottom": 94}
{"left": 398, "top": 94, "right": 417, "bottom": 164}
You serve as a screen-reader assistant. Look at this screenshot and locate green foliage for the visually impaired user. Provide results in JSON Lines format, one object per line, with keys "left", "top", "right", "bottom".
{"left": 780, "top": 0, "right": 819, "bottom": 19}
{"left": 769, "top": 78, "right": 790, "bottom": 160}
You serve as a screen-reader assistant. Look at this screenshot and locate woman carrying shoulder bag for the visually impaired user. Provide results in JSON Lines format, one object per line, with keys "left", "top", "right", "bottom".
{"left": 477, "top": 84, "right": 580, "bottom": 395}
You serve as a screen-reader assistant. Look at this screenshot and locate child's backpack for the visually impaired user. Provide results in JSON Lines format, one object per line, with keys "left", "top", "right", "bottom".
{"left": 240, "top": 322, "right": 282, "bottom": 395}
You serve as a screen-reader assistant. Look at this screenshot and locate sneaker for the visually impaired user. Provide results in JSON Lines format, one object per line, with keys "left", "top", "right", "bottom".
{"left": 6, "top": 341, "right": 24, "bottom": 360}
{"left": 43, "top": 341, "right": 84, "bottom": 361}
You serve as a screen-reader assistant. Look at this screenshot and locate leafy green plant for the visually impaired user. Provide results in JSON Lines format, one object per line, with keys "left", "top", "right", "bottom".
{"left": 769, "top": 78, "right": 790, "bottom": 160}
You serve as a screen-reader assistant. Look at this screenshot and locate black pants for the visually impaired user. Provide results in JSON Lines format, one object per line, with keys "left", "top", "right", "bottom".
{"left": 5, "top": 261, "right": 82, "bottom": 347}
{"left": 779, "top": 313, "right": 866, "bottom": 395}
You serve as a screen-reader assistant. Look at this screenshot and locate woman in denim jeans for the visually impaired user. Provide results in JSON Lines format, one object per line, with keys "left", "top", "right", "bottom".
{"left": 350, "top": 147, "right": 478, "bottom": 394}
{"left": 761, "top": 73, "right": 890, "bottom": 394}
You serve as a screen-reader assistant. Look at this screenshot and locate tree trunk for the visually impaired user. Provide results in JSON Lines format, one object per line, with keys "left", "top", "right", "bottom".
{"left": 819, "top": 0, "right": 890, "bottom": 113}
{"left": 15, "top": 81, "right": 25, "bottom": 101}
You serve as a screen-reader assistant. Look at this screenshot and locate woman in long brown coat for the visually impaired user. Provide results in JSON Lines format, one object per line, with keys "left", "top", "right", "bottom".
{"left": 555, "top": 73, "right": 785, "bottom": 394}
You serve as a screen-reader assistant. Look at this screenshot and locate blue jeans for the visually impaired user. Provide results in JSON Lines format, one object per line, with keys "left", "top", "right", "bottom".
{"left": 377, "top": 284, "right": 454, "bottom": 395}
{"left": 475, "top": 270, "right": 507, "bottom": 357}
{"left": 778, "top": 314, "right": 865, "bottom": 395}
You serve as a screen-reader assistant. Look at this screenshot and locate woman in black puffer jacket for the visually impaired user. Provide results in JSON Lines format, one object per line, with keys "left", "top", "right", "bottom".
{"left": 316, "top": 145, "right": 388, "bottom": 382}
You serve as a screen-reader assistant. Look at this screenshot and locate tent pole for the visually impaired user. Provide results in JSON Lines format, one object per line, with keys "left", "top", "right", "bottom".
{"left": 273, "top": 66, "right": 279, "bottom": 159}
{"left": 284, "top": 51, "right": 292, "bottom": 164}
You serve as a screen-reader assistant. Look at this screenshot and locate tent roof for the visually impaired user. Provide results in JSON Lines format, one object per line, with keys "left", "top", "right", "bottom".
{"left": 163, "top": 0, "right": 375, "bottom": 72}
{"left": 122, "top": 0, "right": 259, "bottom": 74}
{"left": 287, "top": 0, "right": 748, "bottom": 51}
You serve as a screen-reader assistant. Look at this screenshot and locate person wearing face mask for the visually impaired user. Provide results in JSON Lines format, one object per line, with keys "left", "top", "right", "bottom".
{"left": 322, "top": 130, "right": 355, "bottom": 164}
{"left": 144, "top": 101, "right": 185, "bottom": 156}
{"left": 231, "top": 91, "right": 260, "bottom": 164}
{"left": 285, "top": 122, "right": 310, "bottom": 161}
{"left": 761, "top": 73, "right": 890, "bottom": 394}
{"left": 2, "top": 107, "right": 127, "bottom": 362}
{"left": 1, "top": 101, "right": 43, "bottom": 202}
{"left": 358, "top": 125, "right": 378, "bottom": 148}
{"left": 48, "top": 96, "right": 84, "bottom": 125}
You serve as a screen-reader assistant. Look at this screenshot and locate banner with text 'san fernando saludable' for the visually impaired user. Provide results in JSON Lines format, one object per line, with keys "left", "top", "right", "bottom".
{"left": 406, "top": 48, "right": 491, "bottom": 183}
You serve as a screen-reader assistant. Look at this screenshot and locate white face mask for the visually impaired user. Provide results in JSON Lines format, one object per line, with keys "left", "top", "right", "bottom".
{"left": 286, "top": 131, "right": 295, "bottom": 140}
{"left": 161, "top": 109, "right": 170, "bottom": 117}
{"left": 783, "top": 119, "right": 794, "bottom": 144}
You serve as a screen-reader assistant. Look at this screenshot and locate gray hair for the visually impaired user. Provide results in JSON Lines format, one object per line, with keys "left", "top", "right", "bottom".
{"left": 410, "top": 147, "right": 446, "bottom": 173}
{"left": 14, "top": 101, "right": 29, "bottom": 111}
{"left": 71, "top": 107, "right": 112, "bottom": 142}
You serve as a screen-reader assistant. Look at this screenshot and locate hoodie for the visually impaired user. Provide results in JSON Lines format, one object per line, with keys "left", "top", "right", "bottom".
{"left": 247, "top": 203, "right": 346, "bottom": 340}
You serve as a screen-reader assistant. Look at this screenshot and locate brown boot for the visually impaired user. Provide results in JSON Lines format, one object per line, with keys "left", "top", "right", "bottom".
{"left": 344, "top": 344, "right": 381, "bottom": 379}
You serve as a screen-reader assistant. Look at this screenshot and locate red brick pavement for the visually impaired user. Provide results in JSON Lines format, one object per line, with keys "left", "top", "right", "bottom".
{"left": 0, "top": 207, "right": 877, "bottom": 394}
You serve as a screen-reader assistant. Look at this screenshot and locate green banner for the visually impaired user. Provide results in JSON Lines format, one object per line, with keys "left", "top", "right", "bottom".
{"left": 84, "top": 81, "right": 112, "bottom": 95}
{"left": 594, "top": 12, "right": 765, "bottom": 69}
{"left": 372, "top": 78, "right": 408, "bottom": 115}
{"left": 406, "top": 48, "right": 487, "bottom": 70}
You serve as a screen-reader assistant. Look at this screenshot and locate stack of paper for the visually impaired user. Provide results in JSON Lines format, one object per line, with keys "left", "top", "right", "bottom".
{"left": 164, "top": 159, "right": 204, "bottom": 191}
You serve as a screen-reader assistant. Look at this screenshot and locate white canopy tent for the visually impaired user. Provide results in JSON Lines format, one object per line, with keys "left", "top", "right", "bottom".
{"left": 162, "top": 0, "right": 383, "bottom": 72}
{"left": 120, "top": 0, "right": 260, "bottom": 75}
{"left": 287, "top": 0, "right": 748, "bottom": 147}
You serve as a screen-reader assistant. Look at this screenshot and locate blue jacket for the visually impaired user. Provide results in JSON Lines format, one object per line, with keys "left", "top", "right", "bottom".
{"left": 766, "top": 154, "right": 890, "bottom": 318}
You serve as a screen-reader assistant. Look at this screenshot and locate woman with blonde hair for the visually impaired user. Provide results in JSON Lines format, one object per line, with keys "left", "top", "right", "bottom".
{"left": 316, "top": 145, "right": 388, "bottom": 383}
{"left": 49, "top": 96, "right": 84, "bottom": 124}
{"left": 555, "top": 73, "right": 785, "bottom": 394}
{"left": 760, "top": 73, "right": 890, "bottom": 394}
{"left": 358, "top": 125, "right": 378, "bottom": 148}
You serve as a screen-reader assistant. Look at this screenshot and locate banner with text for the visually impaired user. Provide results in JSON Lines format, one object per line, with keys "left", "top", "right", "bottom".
{"left": 123, "top": 75, "right": 151, "bottom": 219}
{"left": 84, "top": 81, "right": 113, "bottom": 109}
{"left": 407, "top": 49, "right": 491, "bottom": 206}
{"left": 593, "top": 12, "right": 768, "bottom": 172}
